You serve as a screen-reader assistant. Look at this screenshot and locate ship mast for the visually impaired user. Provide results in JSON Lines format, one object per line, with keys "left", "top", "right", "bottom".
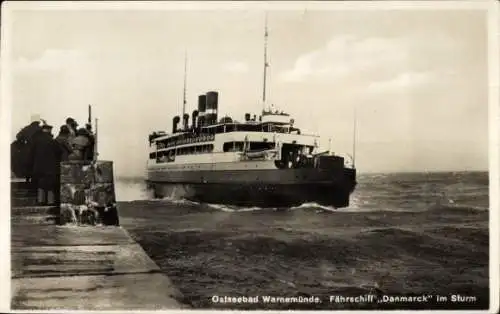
{"left": 262, "top": 13, "right": 269, "bottom": 113}
{"left": 182, "top": 50, "right": 188, "bottom": 118}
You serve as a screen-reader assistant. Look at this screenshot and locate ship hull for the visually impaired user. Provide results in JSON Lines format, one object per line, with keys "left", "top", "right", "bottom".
{"left": 146, "top": 168, "right": 356, "bottom": 208}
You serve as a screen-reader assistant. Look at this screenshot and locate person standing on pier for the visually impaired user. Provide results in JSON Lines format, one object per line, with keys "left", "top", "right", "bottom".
{"left": 65, "top": 117, "right": 78, "bottom": 141}
{"left": 32, "top": 124, "right": 62, "bottom": 206}
{"left": 68, "top": 128, "right": 90, "bottom": 161}
{"left": 84, "top": 123, "right": 96, "bottom": 161}
{"left": 55, "top": 125, "right": 73, "bottom": 161}
{"left": 13, "top": 117, "right": 43, "bottom": 184}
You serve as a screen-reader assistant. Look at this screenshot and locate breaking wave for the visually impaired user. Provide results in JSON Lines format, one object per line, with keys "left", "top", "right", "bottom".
{"left": 290, "top": 202, "right": 336, "bottom": 211}
{"left": 114, "top": 178, "right": 152, "bottom": 201}
{"left": 159, "top": 196, "right": 200, "bottom": 206}
{"left": 206, "top": 203, "right": 267, "bottom": 212}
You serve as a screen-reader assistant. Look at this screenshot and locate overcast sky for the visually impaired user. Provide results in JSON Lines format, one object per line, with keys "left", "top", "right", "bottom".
{"left": 4, "top": 2, "right": 491, "bottom": 176}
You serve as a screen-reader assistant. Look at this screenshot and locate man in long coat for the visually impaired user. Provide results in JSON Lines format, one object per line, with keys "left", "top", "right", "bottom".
{"left": 84, "top": 123, "right": 96, "bottom": 161}
{"left": 65, "top": 117, "right": 78, "bottom": 142}
{"left": 32, "top": 124, "right": 62, "bottom": 205}
{"left": 68, "top": 128, "right": 90, "bottom": 161}
{"left": 55, "top": 125, "right": 74, "bottom": 161}
{"left": 12, "top": 120, "right": 42, "bottom": 182}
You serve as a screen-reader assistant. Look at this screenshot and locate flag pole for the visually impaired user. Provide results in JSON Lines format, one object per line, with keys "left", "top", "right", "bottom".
{"left": 88, "top": 104, "right": 92, "bottom": 126}
{"left": 94, "top": 118, "right": 98, "bottom": 161}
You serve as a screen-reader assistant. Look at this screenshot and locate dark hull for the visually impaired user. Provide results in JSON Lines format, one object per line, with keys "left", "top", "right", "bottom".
{"left": 146, "top": 168, "right": 356, "bottom": 208}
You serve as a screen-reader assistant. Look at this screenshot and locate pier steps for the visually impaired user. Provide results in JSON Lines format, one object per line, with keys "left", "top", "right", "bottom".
{"left": 11, "top": 180, "right": 38, "bottom": 207}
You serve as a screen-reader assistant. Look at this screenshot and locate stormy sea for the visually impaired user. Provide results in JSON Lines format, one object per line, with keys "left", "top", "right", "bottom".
{"left": 115, "top": 172, "right": 489, "bottom": 310}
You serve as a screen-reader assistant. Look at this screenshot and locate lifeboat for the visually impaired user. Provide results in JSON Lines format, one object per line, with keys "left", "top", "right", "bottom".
{"left": 244, "top": 149, "right": 278, "bottom": 160}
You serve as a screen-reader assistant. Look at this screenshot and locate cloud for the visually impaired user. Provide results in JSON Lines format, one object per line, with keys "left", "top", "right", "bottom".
{"left": 367, "top": 71, "right": 432, "bottom": 94}
{"left": 14, "top": 49, "right": 89, "bottom": 73}
{"left": 279, "top": 30, "right": 463, "bottom": 84}
{"left": 222, "top": 61, "right": 249, "bottom": 73}
{"left": 280, "top": 35, "right": 409, "bottom": 82}
{"left": 11, "top": 49, "right": 97, "bottom": 133}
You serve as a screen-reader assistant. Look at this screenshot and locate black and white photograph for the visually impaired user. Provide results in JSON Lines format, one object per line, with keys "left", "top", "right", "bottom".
{"left": 1, "top": 0, "right": 498, "bottom": 312}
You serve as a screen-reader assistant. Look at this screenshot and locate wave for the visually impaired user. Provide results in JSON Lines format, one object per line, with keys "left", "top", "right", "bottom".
{"left": 433, "top": 203, "right": 489, "bottom": 212}
{"left": 290, "top": 202, "right": 337, "bottom": 212}
{"left": 114, "top": 179, "right": 152, "bottom": 201}
{"left": 205, "top": 201, "right": 361, "bottom": 213}
{"left": 159, "top": 196, "right": 200, "bottom": 206}
{"left": 113, "top": 178, "right": 488, "bottom": 215}
{"left": 206, "top": 203, "right": 267, "bottom": 212}
{"left": 340, "top": 207, "right": 425, "bottom": 213}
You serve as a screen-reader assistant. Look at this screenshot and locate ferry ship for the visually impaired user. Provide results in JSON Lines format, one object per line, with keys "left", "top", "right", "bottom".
{"left": 145, "top": 18, "right": 357, "bottom": 208}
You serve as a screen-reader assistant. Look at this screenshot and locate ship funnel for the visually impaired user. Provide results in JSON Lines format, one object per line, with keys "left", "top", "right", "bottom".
{"left": 205, "top": 91, "right": 219, "bottom": 125}
{"left": 192, "top": 110, "right": 199, "bottom": 129}
{"left": 198, "top": 95, "right": 207, "bottom": 113}
{"left": 245, "top": 113, "right": 251, "bottom": 122}
{"left": 197, "top": 95, "right": 207, "bottom": 127}
{"left": 172, "top": 115, "right": 181, "bottom": 133}
{"left": 183, "top": 113, "right": 190, "bottom": 130}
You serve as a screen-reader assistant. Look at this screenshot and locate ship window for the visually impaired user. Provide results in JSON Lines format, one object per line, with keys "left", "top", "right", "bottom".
{"left": 171, "top": 144, "right": 214, "bottom": 155}
{"left": 157, "top": 151, "right": 168, "bottom": 163}
{"left": 261, "top": 123, "right": 275, "bottom": 132}
{"left": 238, "top": 124, "right": 260, "bottom": 132}
{"left": 223, "top": 141, "right": 244, "bottom": 152}
{"left": 249, "top": 141, "right": 275, "bottom": 151}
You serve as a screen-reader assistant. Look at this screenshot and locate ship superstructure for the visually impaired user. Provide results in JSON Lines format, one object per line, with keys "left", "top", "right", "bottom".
{"left": 145, "top": 16, "right": 356, "bottom": 208}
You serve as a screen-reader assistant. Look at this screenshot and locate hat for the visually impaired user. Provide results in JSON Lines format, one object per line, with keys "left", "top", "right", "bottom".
{"left": 66, "top": 117, "right": 78, "bottom": 126}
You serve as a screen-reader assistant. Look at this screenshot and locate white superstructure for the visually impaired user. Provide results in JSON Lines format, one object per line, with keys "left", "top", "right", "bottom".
{"left": 147, "top": 114, "right": 321, "bottom": 173}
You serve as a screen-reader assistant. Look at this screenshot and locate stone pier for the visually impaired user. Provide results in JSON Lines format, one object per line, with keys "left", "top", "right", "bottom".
{"left": 10, "top": 173, "right": 187, "bottom": 310}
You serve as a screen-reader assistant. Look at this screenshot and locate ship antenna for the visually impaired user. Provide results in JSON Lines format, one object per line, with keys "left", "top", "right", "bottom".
{"left": 182, "top": 50, "right": 188, "bottom": 118}
{"left": 262, "top": 13, "right": 269, "bottom": 113}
